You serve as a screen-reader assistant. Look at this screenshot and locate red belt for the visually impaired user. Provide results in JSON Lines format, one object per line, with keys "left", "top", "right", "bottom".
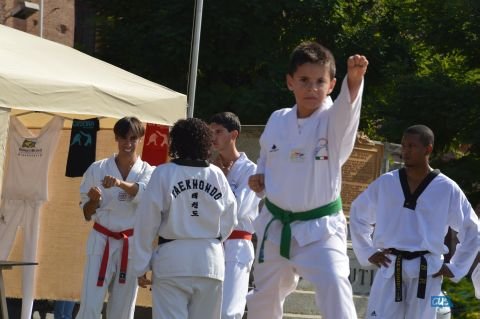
{"left": 227, "top": 230, "right": 252, "bottom": 240}
{"left": 93, "top": 222, "right": 134, "bottom": 287}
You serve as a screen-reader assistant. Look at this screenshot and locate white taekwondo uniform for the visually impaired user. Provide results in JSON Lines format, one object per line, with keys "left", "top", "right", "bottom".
{"left": 472, "top": 263, "right": 480, "bottom": 299}
{"left": 76, "top": 155, "right": 153, "bottom": 319}
{"left": 246, "top": 77, "right": 362, "bottom": 319}
{"left": 221, "top": 152, "right": 260, "bottom": 319}
{"left": 350, "top": 169, "right": 479, "bottom": 319}
{"left": 0, "top": 116, "right": 63, "bottom": 319}
{"left": 133, "top": 159, "right": 237, "bottom": 319}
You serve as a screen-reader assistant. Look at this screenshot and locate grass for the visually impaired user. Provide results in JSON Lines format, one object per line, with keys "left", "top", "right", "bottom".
{"left": 442, "top": 277, "right": 480, "bottom": 318}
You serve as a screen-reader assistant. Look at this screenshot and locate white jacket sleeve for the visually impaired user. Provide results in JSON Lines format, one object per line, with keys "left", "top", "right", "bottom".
{"left": 131, "top": 163, "right": 154, "bottom": 204}
{"left": 219, "top": 175, "right": 238, "bottom": 241}
{"left": 132, "top": 168, "right": 164, "bottom": 277}
{"left": 236, "top": 164, "right": 261, "bottom": 223}
{"left": 256, "top": 140, "right": 267, "bottom": 175}
{"left": 256, "top": 111, "right": 278, "bottom": 175}
{"left": 472, "top": 263, "right": 480, "bottom": 299}
{"left": 329, "top": 76, "right": 364, "bottom": 165}
{"left": 79, "top": 163, "right": 95, "bottom": 208}
{"left": 446, "top": 189, "right": 480, "bottom": 282}
{"left": 350, "top": 180, "right": 379, "bottom": 267}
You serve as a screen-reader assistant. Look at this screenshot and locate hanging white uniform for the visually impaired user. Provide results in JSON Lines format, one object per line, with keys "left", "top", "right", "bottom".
{"left": 246, "top": 78, "right": 362, "bottom": 319}
{"left": 0, "top": 116, "right": 64, "bottom": 319}
{"left": 221, "top": 153, "right": 260, "bottom": 319}
{"left": 350, "top": 169, "right": 479, "bottom": 319}
{"left": 76, "top": 155, "right": 153, "bottom": 319}
{"left": 133, "top": 159, "right": 237, "bottom": 319}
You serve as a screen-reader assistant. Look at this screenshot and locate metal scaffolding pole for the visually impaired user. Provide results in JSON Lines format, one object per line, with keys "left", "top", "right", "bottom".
{"left": 186, "top": 0, "right": 203, "bottom": 118}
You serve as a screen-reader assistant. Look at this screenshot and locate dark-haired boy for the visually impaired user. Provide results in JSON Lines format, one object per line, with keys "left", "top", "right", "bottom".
{"left": 77, "top": 117, "right": 154, "bottom": 319}
{"left": 247, "top": 41, "right": 368, "bottom": 319}
{"left": 350, "top": 125, "right": 479, "bottom": 319}
{"left": 209, "top": 112, "right": 261, "bottom": 319}
{"left": 133, "top": 118, "right": 237, "bottom": 319}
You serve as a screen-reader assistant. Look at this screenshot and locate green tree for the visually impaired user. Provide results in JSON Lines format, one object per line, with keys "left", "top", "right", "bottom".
{"left": 83, "top": 0, "right": 480, "bottom": 203}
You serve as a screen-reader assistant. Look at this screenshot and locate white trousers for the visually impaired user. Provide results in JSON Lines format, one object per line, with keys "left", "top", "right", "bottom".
{"left": 75, "top": 249, "right": 138, "bottom": 319}
{"left": 152, "top": 276, "right": 222, "bottom": 319}
{"left": 246, "top": 233, "right": 357, "bottom": 319}
{"left": 365, "top": 270, "right": 443, "bottom": 319}
{"left": 221, "top": 259, "right": 252, "bottom": 319}
{"left": 0, "top": 199, "right": 43, "bottom": 319}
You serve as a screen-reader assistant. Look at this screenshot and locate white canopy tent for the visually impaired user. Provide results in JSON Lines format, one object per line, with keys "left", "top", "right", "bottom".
{"left": 0, "top": 23, "right": 187, "bottom": 194}
{"left": 0, "top": 24, "right": 186, "bottom": 124}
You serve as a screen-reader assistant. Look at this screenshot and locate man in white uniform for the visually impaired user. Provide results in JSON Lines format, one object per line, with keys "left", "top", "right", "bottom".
{"left": 472, "top": 203, "right": 480, "bottom": 300}
{"left": 247, "top": 41, "right": 368, "bottom": 319}
{"left": 209, "top": 112, "right": 261, "bottom": 319}
{"left": 133, "top": 118, "right": 237, "bottom": 319}
{"left": 350, "top": 125, "right": 480, "bottom": 319}
{"left": 472, "top": 263, "right": 480, "bottom": 299}
{"left": 76, "top": 117, "right": 153, "bottom": 319}
{"left": 0, "top": 115, "right": 64, "bottom": 319}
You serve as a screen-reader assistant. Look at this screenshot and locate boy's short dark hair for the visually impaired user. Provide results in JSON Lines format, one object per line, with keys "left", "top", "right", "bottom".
{"left": 169, "top": 118, "right": 213, "bottom": 160}
{"left": 403, "top": 125, "right": 435, "bottom": 147}
{"left": 288, "top": 41, "right": 336, "bottom": 79}
{"left": 113, "top": 116, "right": 145, "bottom": 138}
{"left": 208, "top": 112, "right": 241, "bottom": 134}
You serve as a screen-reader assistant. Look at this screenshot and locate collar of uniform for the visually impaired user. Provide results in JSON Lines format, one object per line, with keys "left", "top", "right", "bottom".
{"left": 172, "top": 158, "right": 209, "bottom": 167}
{"left": 290, "top": 96, "right": 333, "bottom": 134}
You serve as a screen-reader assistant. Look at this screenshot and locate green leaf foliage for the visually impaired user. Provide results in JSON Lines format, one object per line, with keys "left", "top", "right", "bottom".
{"left": 443, "top": 277, "right": 480, "bottom": 318}
{"left": 81, "top": 0, "right": 480, "bottom": 204}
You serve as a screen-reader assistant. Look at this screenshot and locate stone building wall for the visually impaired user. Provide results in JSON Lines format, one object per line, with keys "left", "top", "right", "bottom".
{"left": 0, "top": 0, "right": 75, "bottom": 46}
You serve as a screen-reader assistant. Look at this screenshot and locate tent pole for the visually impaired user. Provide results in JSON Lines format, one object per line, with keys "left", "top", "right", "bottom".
{"left": 40, "top": 0, "right": 44, "bottom": 38}
{"left": 186, "top": 0, "right": 203, "bottom": 118}
{"left": 0, "top": 108, "right": 10, "bottom": 199}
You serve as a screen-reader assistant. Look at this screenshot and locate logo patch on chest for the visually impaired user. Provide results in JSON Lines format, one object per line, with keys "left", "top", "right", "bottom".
{"left": 118, "top": 191, "right": 132, "bottom": 201}
{"left": 290, "top": 149, "right": 305, "bottom": 162}
{"left": 314, "top": 138, "right": 328, "bottom": 160}
{"left": 269, "top": 144, "right": 279, "bottom": 152}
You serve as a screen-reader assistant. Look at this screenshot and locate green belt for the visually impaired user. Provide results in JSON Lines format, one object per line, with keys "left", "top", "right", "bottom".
{"left": 258, "top": 197, "right": 342, "bottom": 263}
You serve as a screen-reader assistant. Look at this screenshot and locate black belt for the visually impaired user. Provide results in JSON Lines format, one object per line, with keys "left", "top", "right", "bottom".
{"left": 389, "top": 248, "right": 429, "bottom": 302}
{"left": 158, "top": 237, "right": 175, "bottom": 245}
{"left": 158, "top": 236, "right": 222, "bottom": 245}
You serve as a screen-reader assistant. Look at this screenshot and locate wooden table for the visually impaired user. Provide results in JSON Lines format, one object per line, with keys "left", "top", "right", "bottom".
{"left": 0, "top": 261, "right": 38, "bottom": 319}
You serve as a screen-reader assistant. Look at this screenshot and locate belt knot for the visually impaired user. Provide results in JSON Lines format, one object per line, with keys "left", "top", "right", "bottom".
{"left": 258, "top": 197, "right": 342, "bottom": 263}
{"left": 279, "top": 211, "right": 292, "bottom": 224}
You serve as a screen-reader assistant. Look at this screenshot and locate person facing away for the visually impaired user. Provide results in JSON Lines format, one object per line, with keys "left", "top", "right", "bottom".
{"left": 209, "top": 112, "right": 261, "bottom": 319}
{"left": 246, "top": 41, "right": 368, "bottom": 319}
{"left": 350, "top": 124, "right": 480, "bottom": 319}
{"left": 132, "top": 117, "right": 238, "bottom": 319}
{"left": 76, "top": 116, "right": 154, "bottom": 319}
